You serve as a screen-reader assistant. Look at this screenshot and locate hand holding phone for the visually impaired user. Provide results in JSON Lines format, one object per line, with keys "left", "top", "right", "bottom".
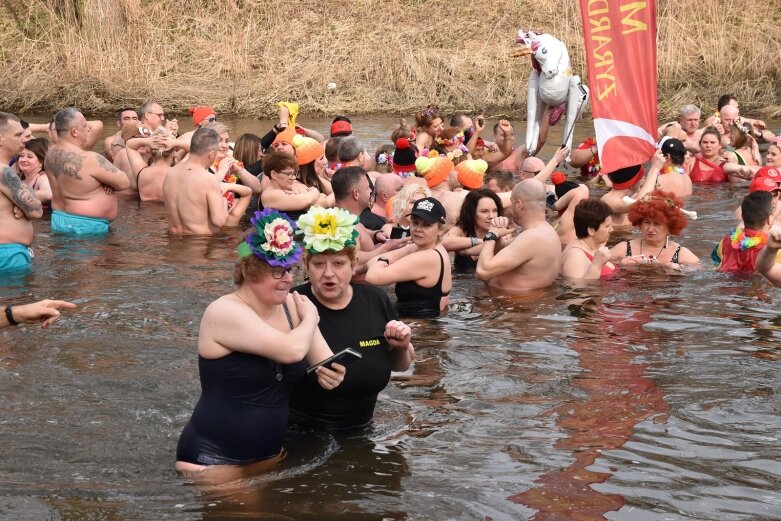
{"left": 306, "top": 348, "right": 362, "bottom": 374}
{"left": 390, "top": 226, "right": 409, "bottom": 239}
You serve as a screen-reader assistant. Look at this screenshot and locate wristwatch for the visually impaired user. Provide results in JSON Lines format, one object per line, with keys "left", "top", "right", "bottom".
{"left": 378, "top": 256, "right": 390, "bottom": 265}
{"left": 483, "top": 232, "right": 498, "bottom": 242}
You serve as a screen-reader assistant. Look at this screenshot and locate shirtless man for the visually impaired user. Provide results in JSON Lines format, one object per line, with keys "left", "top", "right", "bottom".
{"left": 45, "top": 108, "right": 130, "bottom": 235}
{"left": 487, "top": 121, "right": 525, "bottom": 175}
{"left": 139, "top": 100, "right": 178, "bottom": 136}
{"left": 601, "top": 151, "right": 664, "bottom": 230}
{"left": 163, "top": 127, "right": 251, "bottom": 235}
{"left": 103, "top": 107, "right": 138, "bottom": 162}
{"left": 476, "top": 179, "right": 561, "bottom": 292}
{"left": 0, "top": 112, "right": 43, "bottom": 272}
{"left": 658, "top": 105, "right": 703, "bottom": 153}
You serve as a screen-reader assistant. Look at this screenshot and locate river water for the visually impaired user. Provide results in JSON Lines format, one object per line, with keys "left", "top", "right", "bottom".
{"left": 1, "top": 117, "right": 779, "bottom": 520}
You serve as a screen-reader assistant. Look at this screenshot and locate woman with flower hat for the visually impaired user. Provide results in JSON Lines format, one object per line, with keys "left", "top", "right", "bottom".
{"left": 413, "top": 105, "right": 445, "bottom": 152}
{"left": 289, "top": 206, "right": 414, "bottom": 430}
{"left": 366, "top": 197, "right": 452, "bottom": 318}
{"left": 175, "top": 209, "right": 345, "bottom": 481}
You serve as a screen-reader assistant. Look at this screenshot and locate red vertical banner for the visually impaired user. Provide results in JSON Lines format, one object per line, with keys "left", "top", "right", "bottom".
{"left": 579, "top": 0, "right": 658, "bottom": 174}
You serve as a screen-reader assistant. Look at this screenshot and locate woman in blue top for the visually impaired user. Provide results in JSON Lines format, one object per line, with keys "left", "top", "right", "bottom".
{"left": 175, "top": 209, "right": 345, "bottom": 484}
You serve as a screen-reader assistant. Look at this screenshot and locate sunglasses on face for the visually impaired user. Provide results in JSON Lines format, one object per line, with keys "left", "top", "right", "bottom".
{"left": 270, "top": 265, "right": 300, "bottom": 279}
{"left": 205, "top": 116, "right": 217, "bottom": 123}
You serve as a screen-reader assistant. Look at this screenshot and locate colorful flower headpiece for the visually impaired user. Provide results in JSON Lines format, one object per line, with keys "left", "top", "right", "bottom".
{"left": 237, "top": 209, "right": 302, "bottom": 267}
{"left": 434, "top": 130, "right": 465, "bottom": 147}
{"left": 377, "top": 152, "right": 391, "bottom": 165}
{"left": 296, "top": 207, "right": 359, "bottom": 254}
{"left": 772, "top": 136, "right": 781, "bottom": 148}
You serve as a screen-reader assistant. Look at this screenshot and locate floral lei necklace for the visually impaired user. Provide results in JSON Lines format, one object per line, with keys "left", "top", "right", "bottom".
{"left": 660, "top": 165, "right": 685, "bottom": 175}
{"left": 730, "top": 227, "right": 767, "bottom": 252}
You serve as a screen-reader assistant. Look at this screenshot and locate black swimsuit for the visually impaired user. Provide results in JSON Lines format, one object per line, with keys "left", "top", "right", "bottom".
{"left": 176, "top": 304, "right": 306, "bottom": 465}
{"left": 625, "top": 240, "right": 681, "bottom": 263}
{"left": 394, "top": 249, "right": 449, "bottom": 318}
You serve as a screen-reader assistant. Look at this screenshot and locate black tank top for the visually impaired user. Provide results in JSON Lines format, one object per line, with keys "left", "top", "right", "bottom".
{"left": 394, "top": 249, "right": 449, "bottom": 318}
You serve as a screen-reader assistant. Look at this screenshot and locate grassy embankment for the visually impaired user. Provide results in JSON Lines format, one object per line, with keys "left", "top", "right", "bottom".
{"left": 1, "top": 0, "right": 779, "bottom": 121}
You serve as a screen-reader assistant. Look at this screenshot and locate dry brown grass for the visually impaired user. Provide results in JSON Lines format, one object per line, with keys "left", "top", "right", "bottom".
{"left": 1, "top": 0, "right": 779, "bottom": 120}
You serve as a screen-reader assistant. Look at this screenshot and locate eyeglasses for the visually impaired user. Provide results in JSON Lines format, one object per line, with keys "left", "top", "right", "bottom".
{"left": 149, "top": 112, "right": 166, "bottom": 119}
{"left": 274, "top": 169, "right": 297, "bottom": 178}
{"left": 270, "top": 265, "right": 301, "bottom": 279}
{"left": 205, "top": 116, "right": 217, "bottom": 123}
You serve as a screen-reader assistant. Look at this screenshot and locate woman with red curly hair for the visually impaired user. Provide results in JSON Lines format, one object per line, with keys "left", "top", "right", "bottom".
{"left": 609, "top": 189, "right": 699, "bottom": 267}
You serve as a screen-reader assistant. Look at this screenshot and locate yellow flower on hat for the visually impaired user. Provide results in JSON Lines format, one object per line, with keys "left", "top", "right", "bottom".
{"left": 296, "top": 207, "right": 359, "bottom": 253}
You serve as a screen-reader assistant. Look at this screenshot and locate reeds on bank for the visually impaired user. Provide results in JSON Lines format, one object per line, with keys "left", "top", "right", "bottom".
{"left": 1, "top": 0, "right": 779, "bottom": 120}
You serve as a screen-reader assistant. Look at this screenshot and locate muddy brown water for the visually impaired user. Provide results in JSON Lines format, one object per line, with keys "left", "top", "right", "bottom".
{"left": 1, "top": 117, "right": 779, "bottom": 520}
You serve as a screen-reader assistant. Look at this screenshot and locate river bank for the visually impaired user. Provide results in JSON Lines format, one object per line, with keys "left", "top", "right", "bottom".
{"left": 1, "top": 0, "right": 779, "bottom": 120}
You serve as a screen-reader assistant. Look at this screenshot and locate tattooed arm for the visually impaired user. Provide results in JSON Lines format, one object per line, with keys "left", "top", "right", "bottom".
{"left": 1, "top": 166, "right": 43, "bottom": 219}
{"left": 93, "top": 153, "right": 131, "bottom": 191}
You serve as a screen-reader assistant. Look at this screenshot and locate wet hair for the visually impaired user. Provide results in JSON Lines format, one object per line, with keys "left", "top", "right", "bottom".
{"left": 298, "top": 161, "right": 326, "bottom": 193}
{"left": 415, "top": 105, "right": 441, "bottom": 130}
{"left": 262, "top": 149, "right": 298, "bottom": 177}
{"left": 54, "top": 107, "right": 82, "bottom": 136}
{"left": 392, "top": 183, "right": 431, "bottom": 222}
{"left": 484, "top": 170, "right": 515, "bottom": 192}
{"left": 331, "top": 165, "right": 366, "bottom": 201}
{"left": 699, "top": 126, "right": 722, "bottom": 146}
{"left": 233, "top": 133, "right": 261, "bottom": 166}
{"left": 23, "top": 138, "right": 49, "bottom": 165}
{"left": 190, "top": 127, "right": 220, "bottom": 156}
{"left": 741, "top": 191, "right": 773, "bottom": 230}
{"left": 457, "top": 189, "right": 503, "bottom": 237}
{"left": 202, "top": 121, "right": 230, "bottom": 137}
{"left": 573, "top": 198, "right": 613, "bottom": 239}
{"left": 325, "top": 136, "right": 342, "bottom": 163}
{"left": 628, "top": 189, "right": 688, "bottom": 235}
{"left": 717, "top": 94, "right": 737, "bottom": 111}
{"left": 391, "top": 119, "right": 412, "bottom": 143}
{"left": 0, "top": 112, "right": 20, "bottom": 133}
{"left": 337, "top": 136, "right": 364, "bottom": 163}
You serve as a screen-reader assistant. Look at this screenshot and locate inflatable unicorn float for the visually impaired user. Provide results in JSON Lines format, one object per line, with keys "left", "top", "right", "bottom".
{"left": 510, "top": 30, "right": 589, "bottom": 157}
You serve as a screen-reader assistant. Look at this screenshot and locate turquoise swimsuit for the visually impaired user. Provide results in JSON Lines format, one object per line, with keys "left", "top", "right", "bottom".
{"left": 51, "top": 210, "right": 110, "bottom": 235}
{"left": 0, "top": 243, "right": 33, "bottom": 272}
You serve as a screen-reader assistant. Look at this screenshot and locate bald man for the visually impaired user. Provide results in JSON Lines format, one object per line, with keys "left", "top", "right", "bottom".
{"left": 476, "top": 179, "right": 561, "bottom": 292}
{"left": 361, "top": 173, "right": 402, "bottom": 231}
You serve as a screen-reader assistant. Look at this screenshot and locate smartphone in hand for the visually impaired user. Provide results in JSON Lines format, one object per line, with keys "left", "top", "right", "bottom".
{"left": 306, "top": 348, "right": 363, "bottom": 374}
{"left": 390, "top": 226, "right": 409, "bottom": 239}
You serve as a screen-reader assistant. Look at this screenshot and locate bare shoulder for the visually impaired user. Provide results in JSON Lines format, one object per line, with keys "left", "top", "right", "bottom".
{"left": 45, "top": 145, "right": 85, "bottom": 179}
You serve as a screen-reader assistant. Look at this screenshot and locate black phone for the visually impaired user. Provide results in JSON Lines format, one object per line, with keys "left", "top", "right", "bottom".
{"left": 390, "top": 226, "right": 409, "bottom": 239}
{"left": 306, "top": 348, "right": 363, "bottom": 374}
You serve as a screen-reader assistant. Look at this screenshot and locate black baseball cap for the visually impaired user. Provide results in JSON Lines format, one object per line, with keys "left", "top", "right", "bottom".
{"left": 407, "top": 197, "right": 446, "bottom": 225}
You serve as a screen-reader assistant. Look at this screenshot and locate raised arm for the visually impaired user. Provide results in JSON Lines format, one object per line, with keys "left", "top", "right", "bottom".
{"left": 1, "top": 166, "right": 43, "bottom": 219}
{"left": 756, "top": 225, "right": 781, "bottom": 286}
{"left": 84, "top": 120, "right": 104, "bottom": 150}
{"left": 533, "top": 146, "right": 569, "bottom": 184}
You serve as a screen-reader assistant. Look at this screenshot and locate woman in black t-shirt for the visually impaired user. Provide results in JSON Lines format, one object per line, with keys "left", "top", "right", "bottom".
{"left": 290, "top": 207, "right": 414, "bottom": 430}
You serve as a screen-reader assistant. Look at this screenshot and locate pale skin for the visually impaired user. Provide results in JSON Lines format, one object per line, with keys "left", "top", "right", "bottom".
{"left": 476, "top": 179, "right": 562, "bottom": 292}
{"left": 656, "top": 156, "right": 693, "bottom": 199}
{"left": 553, "top": 185, "right": 589, "bottom": 247}
{"left": 305, "top": 252, "right": 414, "bottom": 371}
{"left": 103, "top": 110, "right": 138, "bottom": 161}
{"left": 0, "top": 119, "right": 43, "bottom": 246}
{"left": 414, "top": 116, "right": 444, "bottom": 151}
{"left": 561, "top": 215, "right": 615, "bottom": 280}
{"left": 45, "top": 112, "right": 130, "bottom": 221}
{"left": 163, "top": 148, "right": 250, "bottom": 235}
{"left": 443, "top": 197, "right": 514, "bottom": 257}
{"left": 609, "top": 219, "right": 699, "bottom": 268}
{"left": 17, "top": 149, "right": 52, "bottom": 205}
{"left": 601, "top": 150, "right": 664, "bottom": 229}
{"left": 1, "top": 299, "right": 76, "bottom": 328}
{"left": 125, "top": 135, "right": 188, "bottom": 203}
{"left": 365, "top": 216, "right": 452, "bottom": 314}
{"left": 755, "top": 224, "right": 781, "bottom": 286}
{"left": 175, "top": 271, "right": 345, "bottom": 477}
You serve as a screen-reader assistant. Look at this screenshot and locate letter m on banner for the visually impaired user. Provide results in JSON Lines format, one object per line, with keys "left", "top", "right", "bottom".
{"left": 579, "top": 0, "right": 657, "bottom": 174}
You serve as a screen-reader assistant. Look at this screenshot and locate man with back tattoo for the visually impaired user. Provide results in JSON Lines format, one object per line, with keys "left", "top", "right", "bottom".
{"left": 45, "top": 108, "right": 130, "bottom": 235}
{"left": 0, "top": 112, "right": 43, "bottom": 272}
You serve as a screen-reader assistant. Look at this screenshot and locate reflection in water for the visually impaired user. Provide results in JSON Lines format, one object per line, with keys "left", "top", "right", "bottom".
{"left": 0, "top": 119, "right": 779, "bottom": 519}
{"left": 511, "top": 292, "right": 669, "bottom": 519}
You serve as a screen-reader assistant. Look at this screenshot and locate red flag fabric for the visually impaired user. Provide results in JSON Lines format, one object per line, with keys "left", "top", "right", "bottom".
{"left": 579, "top": 0, "right": 658, "bottom": 174}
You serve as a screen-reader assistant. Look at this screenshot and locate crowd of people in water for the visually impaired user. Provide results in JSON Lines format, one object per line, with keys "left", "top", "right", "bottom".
{"left": 1, "top": 94, "right": 781, "bottom": 482}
